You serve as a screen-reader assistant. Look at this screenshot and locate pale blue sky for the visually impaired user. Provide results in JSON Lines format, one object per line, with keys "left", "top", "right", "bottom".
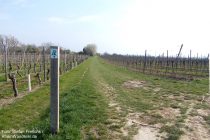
{"left": 0, "top": 0, "right": 209, "bottom": 57}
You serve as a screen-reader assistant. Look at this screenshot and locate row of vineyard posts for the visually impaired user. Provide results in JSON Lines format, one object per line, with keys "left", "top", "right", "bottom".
{"left": 0, "top": 47, "right": 88, "bottom": 97}
{"left": 101, "top": 50, "right": 209, "bottom": 80}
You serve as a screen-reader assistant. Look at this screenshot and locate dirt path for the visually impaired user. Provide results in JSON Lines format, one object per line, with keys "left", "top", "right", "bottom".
{"left": 99, "top": 81, "right": 123, "bottom": 139}
{"left": 91, "top": 59, "right": 164, "bottom": 139}
{"left": 90, "top": 58, "right": 210, "bottom": 140}
{"left": 99, "top": 80, "right": 210, "bottom": 140}
{"left": 180, "top": 95, "right": 210, "bottom": 140}
{"left": 99, "top": 81, "right": 166, "bottom": 140}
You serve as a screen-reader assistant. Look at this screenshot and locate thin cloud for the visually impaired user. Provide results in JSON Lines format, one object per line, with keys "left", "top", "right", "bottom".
{"left": 77, "top": 15, "right": 99, "bottom": 22}
{"left": 48, "top": 17, "right": 67, "bottom": 24}
{"left": 47, "top": 15, "right": 99, "bottom": 24}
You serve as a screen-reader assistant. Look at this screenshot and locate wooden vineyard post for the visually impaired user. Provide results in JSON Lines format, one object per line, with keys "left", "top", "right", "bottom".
{"left": 28, "top": 74, "right": 31, "bottom": 92}
{"left": 33, "top": 53, "right": 36, "bottom": 73}
{"left": 190, "top": 50, "right": 192, "bottom": 72}
{"left": 165, "top": 50, "right": 168, "bottom": 75}
{"left": 50, "top": 46, "right": 60, "bottom": 134}
{"left": 4, "top": 43, "right": 8, "bottom": 81}
{"left": 75, "top": 56, "right": 77, "bottom": 67}
{"left": 8, "top": 73, "right": 18, "bottom": 97}
{"left": 64, "top": 50, "right": 66, "bottom": 72}
{"left": 43, "top": 47, "right": 46, "bottom": 82}
{"left": 143, "top": 50, "right": 147, "bottom": 73}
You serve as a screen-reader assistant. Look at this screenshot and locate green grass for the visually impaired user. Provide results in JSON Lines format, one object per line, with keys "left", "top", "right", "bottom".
{"left": 93, "top": 57, "right": 208, "bottom": 108}
{"left": 0, "top": 56, "right": 209, "bottom": 140}
{"left": 0, "top": 83, "right": 50, "bottom": 129}
{"left": 0, "top": 70, "right": 50, "bottom": 99}
{"left": 0, "top": 58, "right": 109, "bottom": 139}
{"left": 160, "top": 124, "right": 184, "bottom": 140}
{"left": 0, "top": 74, "right": 5, "bottom": 82}
{"left": 89, "top": 57, "right": 209, "bottom": 139}
{"left": 34, "top": 72, "right": 108, "bottom": 139}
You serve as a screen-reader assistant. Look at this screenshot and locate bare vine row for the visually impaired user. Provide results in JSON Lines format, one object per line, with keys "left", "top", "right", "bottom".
{"left": 101, "top": 52, "right": 209, "bottom": 80}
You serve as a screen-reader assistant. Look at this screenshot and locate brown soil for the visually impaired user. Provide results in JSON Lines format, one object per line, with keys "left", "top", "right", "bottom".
{"left": 153, "top": 87, "right": 161, "bottom": 92}
{"left": 157, "top": 107, "right": 181, "bottom": 120}
{"left": 99, "top": 79, "right": 210, "bottom": 140}
{"left": 180, "top": 116, "right": 210, "bottom": 140}
{"left": 197, "top": 109, "right": 210, "bottom": 117}
{"left": 99, "top": 82, "right": 124, "bottom": 139}
{"left": 133, "top": 127, "right": 163, "bottom": 140}
{"left": 122, "top": 80, "right": 146, "bottom": 88}
{"left": 180, "top": 102, "right": 210, "bottom": 140}
{"left": 99, "top": 81, "right": 166, "bottom": 139}
{"left": 121, "top": 112, "right": 166, "bottom": 140}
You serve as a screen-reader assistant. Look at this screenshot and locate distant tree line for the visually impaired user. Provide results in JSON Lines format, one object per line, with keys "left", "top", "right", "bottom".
{"left": 0, "top": 35, "right": 74, "bottom": 54}
{"left": 81, "top": 44, "right": 97, "bottom": 56}
{"left": 0, "top": 34, "right": 98, "bottom": 56}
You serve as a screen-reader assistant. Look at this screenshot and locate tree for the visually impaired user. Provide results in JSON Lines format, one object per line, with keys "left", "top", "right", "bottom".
{"left": 0, "top": 35, "right": 9, "bottom": 81}
{"left": 83, "top": 44, "right": 97, "bottom": 56}
{"left": 7, "top": 36, "right": 19, "bottom": 53}
{"left": 25, "top": 44, "right": 39, "bottom": 53}
{"left": 0, "top": 35, "right": 5, "bottom": 54}
{"left": 78, "top": 51, "right": 84, "bottom": 55}
{"left": 42, "top": 42, "right": 54, "bottom": 53}
{"left": 0, "top": 35, "right": 20, "bottom": 54}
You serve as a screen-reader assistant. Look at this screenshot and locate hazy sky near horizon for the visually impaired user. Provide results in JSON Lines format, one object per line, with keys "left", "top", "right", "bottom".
{"left": 0, "top": 0, "right": 209, "bottom": 57}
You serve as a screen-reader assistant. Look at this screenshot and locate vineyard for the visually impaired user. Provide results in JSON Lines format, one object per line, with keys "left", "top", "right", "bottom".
{"left": 0, "top": 37, "right": 209, "bottom": 140}
{"left": 102, "top": 52, "right": 209, "bottom": 80}
{"left": 1, "top": 0, "right": 210, "bottom": 139}
{"left": 0, "top": 54, "right": 209, "bottom": 140}
{"left": 0, "top": 47, "right": 88, "bottom": 100}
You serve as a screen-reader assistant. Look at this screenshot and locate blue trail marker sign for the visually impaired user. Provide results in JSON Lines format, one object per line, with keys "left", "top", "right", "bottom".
{"left": 50, "top": 46, "right": 60, "bottom": 134}
{"left": 51, "top": 48, "right": 58, "bottom": 59}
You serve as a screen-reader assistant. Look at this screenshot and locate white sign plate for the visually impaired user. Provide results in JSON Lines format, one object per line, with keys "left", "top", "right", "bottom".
{"left": 51, "top": 48, "right": 58, "bottom": 59}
